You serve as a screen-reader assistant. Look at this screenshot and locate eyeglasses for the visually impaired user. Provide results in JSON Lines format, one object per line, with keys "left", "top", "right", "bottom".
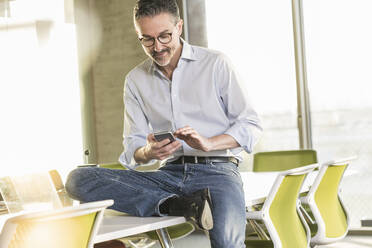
{"left": 139, "top": 32, "right": 173, "bottom": 47}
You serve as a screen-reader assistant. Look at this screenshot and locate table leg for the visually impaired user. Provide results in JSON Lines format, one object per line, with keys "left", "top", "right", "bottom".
{"left": 155, "top": 228, "right": 174, "bottom": 248}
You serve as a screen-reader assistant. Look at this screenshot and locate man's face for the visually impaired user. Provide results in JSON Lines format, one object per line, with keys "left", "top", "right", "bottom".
{"left": 135, "top": 13, "right": 183, "bottom": 67}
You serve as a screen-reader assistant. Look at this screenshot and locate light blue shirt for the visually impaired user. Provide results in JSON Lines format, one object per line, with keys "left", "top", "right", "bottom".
{"left": 119, "top": 41, "right": 262, "bottom": 169}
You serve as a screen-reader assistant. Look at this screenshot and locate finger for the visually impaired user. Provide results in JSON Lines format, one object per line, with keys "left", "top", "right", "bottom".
{"left": 155, "top": 140, "right": 178, "bottom": 154}
{"left": 170, "top": 143, "right": 182, "bottom": 153}
{"left": 176, "top": 134, "right": 192, "bottom": 141}
{"left": 158, "top": 144, "right": 181, "bottom": 159}
{"left": 179, "top": 127, "right": 193, "bottom": 133}
{"left": 168, "top": 140, "right": 182, "bottom": 150}
{"left": 175, "top": 125, "right": 190, "bottom": 131}
{"left": 175, "top": 130, "right": 196, "bottom": 139}
{"left": 157, "top": 149, "right": 173, "bottom": 159}
{"left": 190, "top": 133, "right": 200, "bottom": 139}
{"left": 153, "top": 138, "right": 172, "bottom": 148}
{"left": 158, "top": 141, "right": 181, "bottom": 155}
{"left": 148, "top": 133, "right": 156, "bottom": 142}
{"left": 179, "top": 129, "right": 196, "bottom": 136}
{"left": 162, "top": 140, "right": 181, "bottom": 152}
{"left": 174, "top": 126, "right": 193, "bottom": 135}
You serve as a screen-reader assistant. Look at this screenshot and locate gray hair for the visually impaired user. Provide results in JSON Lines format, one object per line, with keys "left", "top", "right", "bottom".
{"left": 133, "top": 0, "right": 180, "bottom": 23}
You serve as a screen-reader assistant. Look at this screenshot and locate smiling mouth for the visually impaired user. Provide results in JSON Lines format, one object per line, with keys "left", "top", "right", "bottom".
{"left": 153, "top": 49, "right": 169, "bottom": 58}
{"left": 155, "top": 52, "right": 166, "bottom": 58}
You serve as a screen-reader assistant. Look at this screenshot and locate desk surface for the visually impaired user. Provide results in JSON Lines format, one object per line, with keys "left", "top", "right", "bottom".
{"left": 1, "top": 169, "right": 356, "bottom": 245}
{"left": 94, "top": 173, "right": 290, "bottom": 243}
{"left": 94, "top": 172, "right": 312, "bottom": 243}
{"left": 94, "top": 210, "right": 186, "bottom": 244}
{"left": 241, "top": 168, "right": 356, "bottom": 206}
{"left": 240, "top": 171, "right": 317, "bottom": 206}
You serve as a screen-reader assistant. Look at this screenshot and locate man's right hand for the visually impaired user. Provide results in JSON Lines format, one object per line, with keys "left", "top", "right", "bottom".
{"left": 134, "top": 133, "right": 182, "bottom": 164}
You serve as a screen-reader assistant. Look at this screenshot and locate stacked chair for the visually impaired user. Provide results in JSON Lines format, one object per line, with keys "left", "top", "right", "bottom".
{"left": 300, "top": 156, "right": 357, "bottom": 246}
{"left": 246, "top": 149, "right": 356, "bottom": 248}
{"left": 245, "top": 163, "right": 318, "bottom": 248}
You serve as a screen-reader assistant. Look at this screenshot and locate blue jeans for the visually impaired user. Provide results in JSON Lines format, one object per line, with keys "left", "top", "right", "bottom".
{"left": 65, "top": 162, "right": 246, "bottom": 248}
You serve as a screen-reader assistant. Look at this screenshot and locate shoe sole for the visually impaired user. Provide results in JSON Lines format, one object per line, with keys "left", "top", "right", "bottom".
{"left": 199, "top": 199, "right": 213, "bottom": 230}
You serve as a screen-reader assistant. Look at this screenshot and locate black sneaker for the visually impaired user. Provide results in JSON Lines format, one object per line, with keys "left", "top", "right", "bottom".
{"left": 168, "top": 188, "right": 214, "bottom": 230}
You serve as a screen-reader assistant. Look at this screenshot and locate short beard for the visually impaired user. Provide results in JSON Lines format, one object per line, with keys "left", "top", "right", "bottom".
{"left": 152, "top": 48, "right": 171, "bottom": 58}
{"left": 151, "top": 48, "right": 172, "bottom": 66}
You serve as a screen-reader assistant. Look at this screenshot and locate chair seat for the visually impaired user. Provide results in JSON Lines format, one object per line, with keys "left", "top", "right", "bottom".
{"left": 146, "top": 222, "right": 195, "bottom": 240}
{"left": 300, "top": 157, "right": 357, "bottom": 245}
{"left": 245, "top": 239, "right": 273, "bottom": 248}
{"left": 245, "top": 164, "right": 318, "bottom": 247}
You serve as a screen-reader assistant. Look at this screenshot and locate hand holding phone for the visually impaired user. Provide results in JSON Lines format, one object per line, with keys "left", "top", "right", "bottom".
{"left": 154, "top": 131, "right": 175, "bottom": 143}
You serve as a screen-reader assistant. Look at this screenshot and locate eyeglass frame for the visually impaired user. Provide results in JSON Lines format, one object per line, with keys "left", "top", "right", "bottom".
{"left": 138, "top": 31, "right": 174, "bottom": 47}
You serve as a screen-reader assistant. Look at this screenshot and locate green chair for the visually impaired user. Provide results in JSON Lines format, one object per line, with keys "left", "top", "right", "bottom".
{"left": 300, "top": 156, "right": 357, "bottom": 246}
{"left": 0, "top": 200, "right": 113, "bottom": 248}
{"left": 253, "top": 150, "right": 318, "bottom": 172}
{"left": 245, "top": 163, "right": 318, "bottom": 248}
{"left": 97, "top": 163, "right": 195, "bottom": 246}
{"left": 246, "top": 150, "right": 318, "bottom": 238}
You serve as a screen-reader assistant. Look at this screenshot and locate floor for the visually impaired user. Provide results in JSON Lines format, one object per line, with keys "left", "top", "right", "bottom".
{"left": 316, "top": 235, "right": 372, "bottom": 248}
{"left": 150, "top": 231, "right": 372, "bottom": 248}
{"left": 152, "top": 230, "right": 210, "bottom": 248}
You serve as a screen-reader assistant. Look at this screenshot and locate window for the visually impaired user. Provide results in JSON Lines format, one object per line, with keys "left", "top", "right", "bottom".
{"left": 0, "top": 0, "right": 82, "bottom": 180}
{"left": 206, "top": 0, "right": 372, "bottom": 228}
{"left": 304, "top": 0, "right": 372, "bottom": 228}
{"left": 206, "top": 0, "right": 299, "bottom": 169}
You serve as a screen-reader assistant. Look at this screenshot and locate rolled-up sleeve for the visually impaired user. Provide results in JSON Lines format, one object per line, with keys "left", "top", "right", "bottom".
{"left": 216, "top": 54, "right": 263, "bottom": 153}
{"left": 118, "top": 76, "right": 155, "bottom": 169}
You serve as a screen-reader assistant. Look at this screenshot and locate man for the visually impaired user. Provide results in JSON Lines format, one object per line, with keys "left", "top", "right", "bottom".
{"left": 66, "top": 0, "right": 262, "bottom": 247}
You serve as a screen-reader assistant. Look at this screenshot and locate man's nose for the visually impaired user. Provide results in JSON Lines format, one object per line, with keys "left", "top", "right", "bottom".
{"left": 153, "top": 39, "right": 164, "bottom": 52}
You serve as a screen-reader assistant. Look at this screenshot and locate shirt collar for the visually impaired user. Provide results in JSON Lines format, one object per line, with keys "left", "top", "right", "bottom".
{"left": 180, "top": 39, "right": 198, "bottom": 61}
{"left": 148, "top": 39, "right": 197, "bottom": 74}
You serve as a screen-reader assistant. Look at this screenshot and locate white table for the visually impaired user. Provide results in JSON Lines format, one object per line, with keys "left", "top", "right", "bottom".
{"left": 241, "top": 168, "right": 356, "bottom": 206}
{"left": 94, "top": 172, "right": 312, "bottom": 247}
{"left": 240, "top": 171, "right": 317, "bottom": 206}
{"left": 93, "top": 173, "right": 287, "bottom": 247}
{"left": 95, "top": 209, "right": 186, "bottom": 248}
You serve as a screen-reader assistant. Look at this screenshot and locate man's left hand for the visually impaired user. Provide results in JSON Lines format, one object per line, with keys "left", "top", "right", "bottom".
{"left": 174, "top": 126, "right": 212, "bottom": 152}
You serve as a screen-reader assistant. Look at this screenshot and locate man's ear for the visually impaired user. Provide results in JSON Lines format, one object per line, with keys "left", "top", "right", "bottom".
{"left": 177, "top": 19, "right": 184, "bottom": 36}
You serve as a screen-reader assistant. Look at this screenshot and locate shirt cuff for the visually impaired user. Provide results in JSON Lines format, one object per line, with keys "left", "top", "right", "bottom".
{"left": 119, "top": 139, "right": 157, "bottom": 170}
{"left": 225, "top": 123, "right": 262, "bottom": 153}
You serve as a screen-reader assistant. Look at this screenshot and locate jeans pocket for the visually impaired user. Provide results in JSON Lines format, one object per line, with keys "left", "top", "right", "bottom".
{"left": 209, "top": 162, "right": 241, "bottom": 178}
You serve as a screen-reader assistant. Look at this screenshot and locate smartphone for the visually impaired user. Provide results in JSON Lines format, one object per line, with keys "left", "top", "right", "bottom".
{"left": 154, "top": 131, "right": 176, "bottom": 143}
{"left": 77, "top": 164, "right": 98, "bottom": 168}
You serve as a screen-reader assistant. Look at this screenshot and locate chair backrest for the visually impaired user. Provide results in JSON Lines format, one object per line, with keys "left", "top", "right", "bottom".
{"left": 305, "top": 156, "right": 357, "bottom": 245}
{"left": 0, "top": 172, "right": 63, "bottom": 213}
{"left": 98, "top": 163, "right": 126, "bottom": 170}
{"left": 253, "top": 150, "right": 318, "bottom": 172}
{"left": 261, "top": 163, "right": 318, "bottom": 248}
{"left": 0, "top": 199, "right": 113, "bottom": 248}
{"left": 48, "top": 170, "right": 73, "bottom": 207}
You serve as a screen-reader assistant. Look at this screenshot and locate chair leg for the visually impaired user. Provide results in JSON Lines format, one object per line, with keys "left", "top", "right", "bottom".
{"left": 299, "top": 204, "right": 315, "bottom": 225}
{"left": 94, "top": 240, "right": 126, "bottom": 248}
{"left": 155, "top": 228, "right": 174, "bottom": 248}
{"left": 127, "top": 238, "right": 156, "bottom": 248}
{"left": 248, "top": 220, "right": 271, "bottom": 240}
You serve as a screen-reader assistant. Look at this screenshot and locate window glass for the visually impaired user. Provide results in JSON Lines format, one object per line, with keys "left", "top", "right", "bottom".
{"left": 304, "top": 0, "right": 372, "bottom": 228}
{"left": 0, "top": 0, "right": 82, "bottom": 180}
{"left": 205, "top": 0, "right": 299, "bottom": 170}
